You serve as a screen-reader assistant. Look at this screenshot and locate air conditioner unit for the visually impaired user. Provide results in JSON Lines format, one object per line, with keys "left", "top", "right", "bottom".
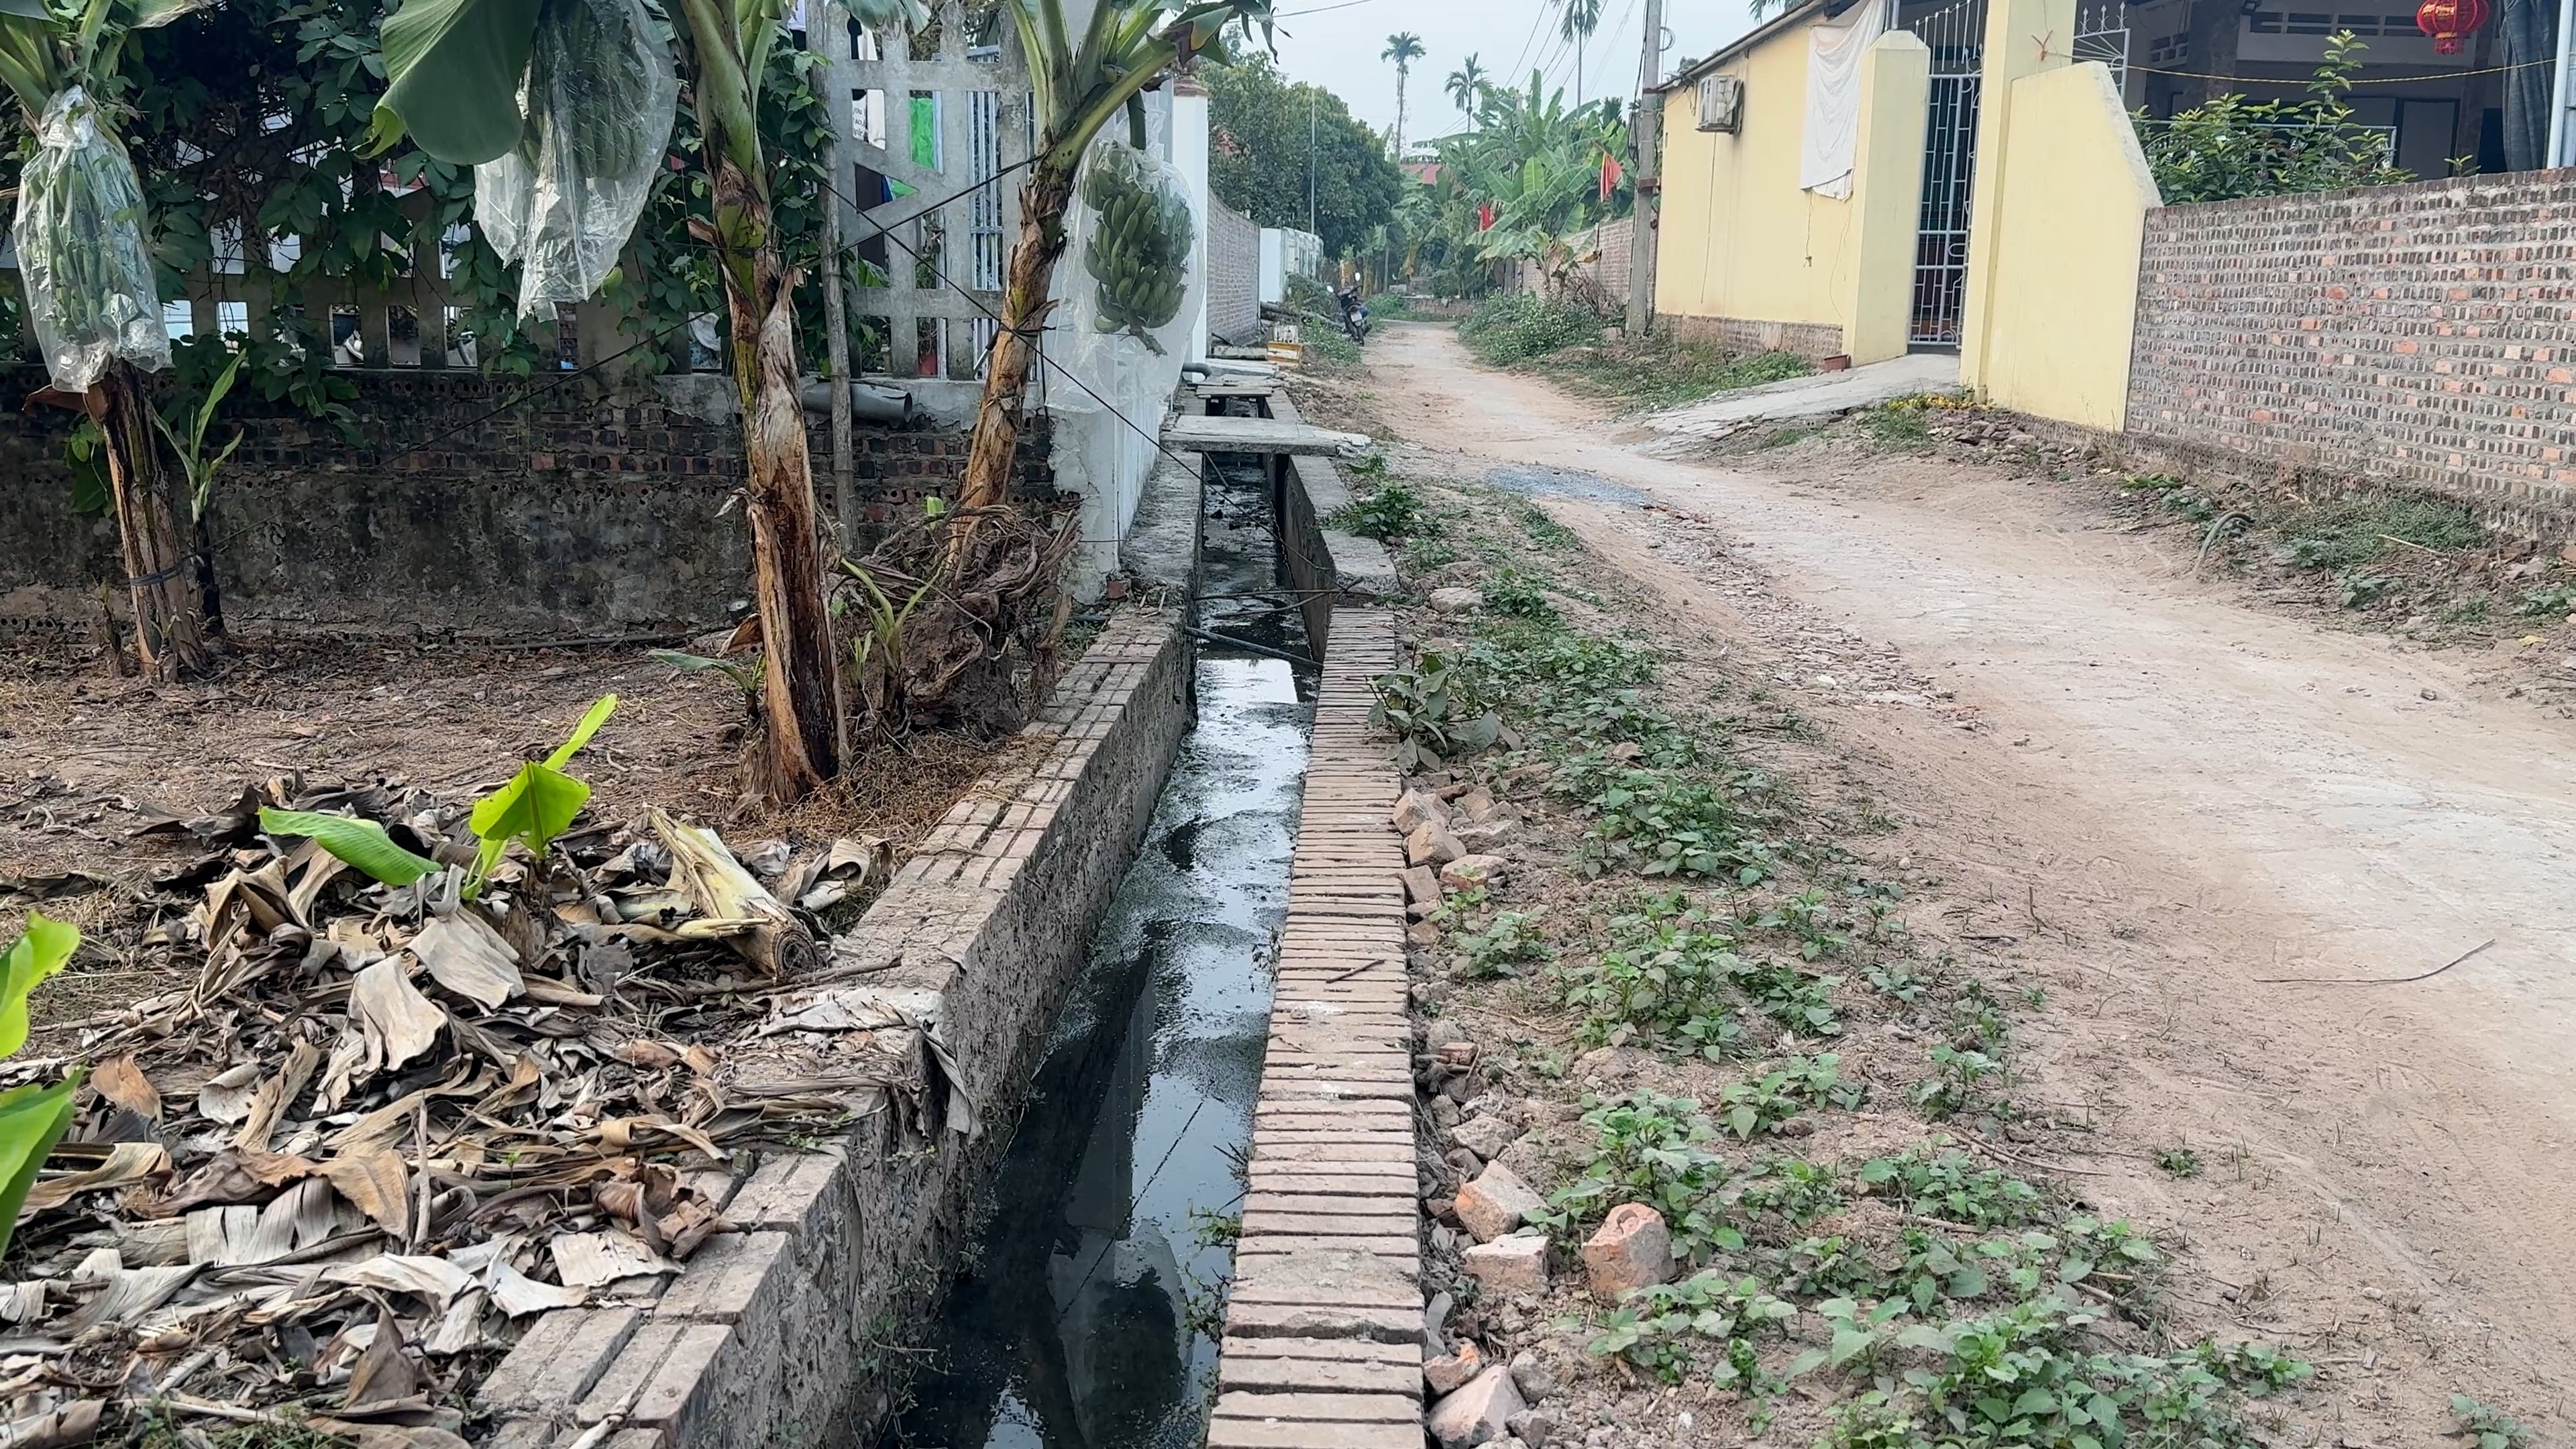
{"left": 1696, "top": 74, "right": 1743, "bottom": 133}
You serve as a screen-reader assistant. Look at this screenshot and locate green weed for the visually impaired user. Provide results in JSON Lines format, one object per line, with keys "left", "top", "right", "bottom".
{"left": 1458, "top": 909, "right": 1551, "bottom": 978}
{"left": 2284, "top": 494, "right": 2484, "bottom": 570}
{"left": 2157, "top": 1145, "right": 2204, "bottom": 1179}
{"left": 1913, "top": 1044, "right": 2006, "bottom": 1120}
{"left": 1715, "top": 1055, "right": 1863, "bottom": 1138}
{"left": 2517, "top": 581, "right": 2576, "bottom": 616}
{"left": 1540, "top": 1091, "right": 1741, "bottom": 1260}
{"left": 1519, "top": 502, "right": 1579, "bottom": 549}
{"left": 2451, "top": 1395, "right": 2533, "bottom": 1449}
{"left": 1458, "top": 292, "right": 1604, "bottom": 365}
{"left": 1586, "top": 1270, "right": 1796, "bottom": 1385}
{"left": 1368, "top": 649, "right": 1502, "bottom": 770}
{"left": 1335, "top": 476, "right": 1432, "bottom": 540}
{"left": 1858, "top": 406, "right": 1931, "bottom": 449}
{"left": 1860, "top": 1148, "right": 2047, "bottom": 1228}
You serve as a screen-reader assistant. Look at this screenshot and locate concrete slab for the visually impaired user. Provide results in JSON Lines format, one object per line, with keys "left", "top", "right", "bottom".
{"left": 1644, "top": 351, "right": 1961, "bottom": 437}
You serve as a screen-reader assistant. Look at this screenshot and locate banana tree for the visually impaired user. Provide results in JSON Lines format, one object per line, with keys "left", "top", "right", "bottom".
{"left": 0, "top": 0, "right": 217, "bottom": 678}
{"left": 955, "top": 0, "right": 1274, "bottom": 514}
{"left": 374, "top": 0, "right": 925, "bottom": 801}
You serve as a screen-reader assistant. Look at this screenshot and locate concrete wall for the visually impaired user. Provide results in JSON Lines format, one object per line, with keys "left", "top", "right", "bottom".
{"left": 471, "top": 611, "right": 1193, "bottom": 1449}
{"left": 2128, "top": 170, "right": 2576, "bottom": 539}
{"left": 1266, "top": 388, "right": 1398, "bottom": 658}
{"left": 1966, "top": 62, "right": 2161, "bottom": 431}
{"left": 1654, "top": 28, "right": 1927, "bottom": 363}
{"left": 1208, "top": 202, "right": 1263, "bottom": 344}
{"left": 0, "top": 368, "right": 1053, "bottom": 642}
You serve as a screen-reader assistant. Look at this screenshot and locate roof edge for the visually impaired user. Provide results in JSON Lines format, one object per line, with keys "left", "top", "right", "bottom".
{"left": 1654, "top": 0, "right": 1849, "bottom": 93}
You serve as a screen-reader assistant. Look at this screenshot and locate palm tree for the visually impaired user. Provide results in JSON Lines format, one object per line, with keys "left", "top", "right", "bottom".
{"left": 1445, "top": 53, "right": 1485, "bottom": 115}
{"left": 1382, "top": 31, "right": 1424, "bottom": 161}
{"left": 1556, "top": 0, "right": 1602, "bottom": 105}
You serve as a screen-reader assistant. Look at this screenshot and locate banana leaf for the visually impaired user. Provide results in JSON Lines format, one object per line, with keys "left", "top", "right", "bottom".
{"left": 0, "top": 910, "right": 75, "bottom": 1061}
{"left": 0, "top": 1074, "right": 78, "bottom": 1258}
{"left": 256, "top": 808, "right": 442, "bottom": 887}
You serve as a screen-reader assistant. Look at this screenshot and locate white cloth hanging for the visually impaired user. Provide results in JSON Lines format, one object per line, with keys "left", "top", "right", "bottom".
{"left": 1799, "top": 0, "right": 1890, "bottom": 199}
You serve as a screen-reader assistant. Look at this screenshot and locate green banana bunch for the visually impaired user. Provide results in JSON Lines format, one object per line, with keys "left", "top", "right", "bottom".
{"left": 1081, "top": 146, "right": 1195, "bottom": 356}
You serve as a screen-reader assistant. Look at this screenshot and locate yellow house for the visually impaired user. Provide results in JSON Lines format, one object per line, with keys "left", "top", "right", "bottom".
{"left": 1649, "top": 0, "right": 2163, "bottom": 430}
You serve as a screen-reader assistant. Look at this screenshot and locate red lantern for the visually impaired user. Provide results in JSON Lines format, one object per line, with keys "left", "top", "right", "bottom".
{"left": 2418, "top": 0, "right": 2489, "bottom": 54}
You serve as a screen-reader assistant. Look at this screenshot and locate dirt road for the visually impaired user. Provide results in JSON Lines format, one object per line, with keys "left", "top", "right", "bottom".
{"left": 1366, "top": 322, "right": 2576, "bottom": 1436}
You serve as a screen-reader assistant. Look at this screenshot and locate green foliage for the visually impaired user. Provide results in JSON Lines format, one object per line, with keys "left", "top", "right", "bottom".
{"left": 1858, "top": 405, "right": 1931, "bottom": 449}
{"left": 0, "top": 913, "right": 80, "bottom": 1260}
{"left": 2284, "top": 494, "right": 2484, "bottom": 571}
{"left": 1458, "top": 909, "right": 1550, "bottom": 977}
{"left": 2450, "top": 1395, "right": 2532, "bottom": 1448}
{"left": 1554, "top": 907, "right": 1748, "bottom": 1059}
{"left": 1574, "top": 768, "right": 1773, "bottom": 883}
{"left": 257, "top": 809, "right": 441, "bottom": 885}
{"left": 1754, "top": 887, "right": 1847, "bottom": 960}
{"left": 1561, "top": 339, "right": 1811, "bottom": 413}
{"left": 1586, "top": 1270, "right": 1794, "bottom": 1385}
{"left": 1540, "top": 1091, "right": 1741, "bottom": 1261}
{"left": 1204, "top": 53, "right": 1403, "bottom": 259}
{"left": 1729, "top": 1154, "right": 1845, "bottom": 1230}
{"left": 1913, "top": 1044, "right": 2006, "bottom": 1120}
{"left": 1335, "top": 476, "right": 1430, "bottom": 539}
{"left": 2157, "top": 1145, "right": 2203, "bottom": 1179}
{"left": 2196, "top": 1341, "right": 2312, "bottom": 1395}
{"left": 466, "top": 694, "right": 617, "bottom": 888}
{"left": 1519, "top": 502, "right": 1578, "bottom": 549}
{"left": 0, "top": 912, "right": 76, "bottom": 1060}
{"left": 1483, "top": 569, "right": 1556, "bottom": 621}
{"left": 2138, "top": 32, "right": 2412, "bottom": 203}
{"left": 1716, "top": 1054, "right": 1862, "bottom": 1137}
{"left": 1861, "top": 1148, "right": 2047, "bottom": 1229}
{"left": 1458, "top": 289, "right": 1602, "bottom": 365}
{"left": 1732, "top": 955, "right": 1842, "bottom": 1036}
{"left": 2517, "top": 582, "right": 2576, "bottom": 616}
{"left": 1368, "top": 649, "right": 1502, "bottom": 770}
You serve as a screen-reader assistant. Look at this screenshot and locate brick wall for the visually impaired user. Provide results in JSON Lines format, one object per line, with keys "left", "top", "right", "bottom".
{"left": 0, "top": 368, "right": 1052, "bottom": 639}
{"left": 1660, "top": 314, "right": 1845, "bottom": 359}
{"left": 2130, "top": 172, "right": 2576, "bottom": 539}
{"left": 1208, "top": 201, "right": 1262, "bottom": 344}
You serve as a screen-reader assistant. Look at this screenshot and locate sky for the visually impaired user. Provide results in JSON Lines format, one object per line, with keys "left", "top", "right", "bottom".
{"left": 1267, "top": 0, "right": 1768, "bottom": 148}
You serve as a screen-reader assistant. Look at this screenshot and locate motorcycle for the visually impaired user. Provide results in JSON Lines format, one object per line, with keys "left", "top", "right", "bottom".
{"left": 1337, "top": 286, "right": 1370, "bottom": 343}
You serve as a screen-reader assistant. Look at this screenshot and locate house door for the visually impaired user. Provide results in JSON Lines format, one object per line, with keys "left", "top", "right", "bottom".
{"left": 1904, "top": 0, "right": 1985, "bottom": 347}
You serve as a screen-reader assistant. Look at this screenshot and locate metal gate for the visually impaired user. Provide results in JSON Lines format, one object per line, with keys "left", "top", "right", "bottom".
{"left": 1904, "top": 0, "right": 1985, "bottom": 347}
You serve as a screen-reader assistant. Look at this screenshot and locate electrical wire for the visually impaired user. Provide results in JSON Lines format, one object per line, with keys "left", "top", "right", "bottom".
{"left": 360, "top": 154, "right": 1038, "bottom": 472}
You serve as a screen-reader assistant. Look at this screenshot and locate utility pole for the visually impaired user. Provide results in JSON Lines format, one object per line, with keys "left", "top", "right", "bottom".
{"left": 1307, "top": 89, "right": 1318, "bottom": 236}
{"left": 820, "top": 1, "right": 856, "bottom": 539}
{"left": 1623, "top": 0, "right": 1663, "bottom": 338}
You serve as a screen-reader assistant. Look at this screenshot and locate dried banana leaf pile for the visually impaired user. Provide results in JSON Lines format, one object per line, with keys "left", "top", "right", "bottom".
{"left": 1, "top": 774, "right": 906, "bottom": 1442}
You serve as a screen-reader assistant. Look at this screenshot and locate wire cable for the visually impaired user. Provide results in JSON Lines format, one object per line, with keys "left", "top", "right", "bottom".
{"left": 360, "top": 154, "right": 1039, "bottom": 472}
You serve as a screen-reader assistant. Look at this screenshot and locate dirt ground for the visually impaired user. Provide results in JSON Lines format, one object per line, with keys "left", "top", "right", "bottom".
{"left": 0, "top": 636, "right": 999, "bottom": 1040}
{"left": 1340, "top": 322, "right": 2576, "bottom": 1445}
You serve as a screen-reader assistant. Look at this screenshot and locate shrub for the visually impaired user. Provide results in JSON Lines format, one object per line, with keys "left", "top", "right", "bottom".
{"left": 1368, "top": 649, "right": 1501, "bottom": 770}
{"left": 1459, "top": 290, "right": 1603, "bottom": 365}
{"left": 1334, "top": 476, "right": 1430, "bottom": 540}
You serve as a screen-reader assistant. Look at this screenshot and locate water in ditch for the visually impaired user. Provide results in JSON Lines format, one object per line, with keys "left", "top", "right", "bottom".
{"left": 887, "top": 449, "right": 1312, "bottom": 1449}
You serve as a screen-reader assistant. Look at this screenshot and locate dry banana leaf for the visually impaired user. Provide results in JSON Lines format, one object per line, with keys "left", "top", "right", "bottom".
{"left": 648, "top": 807, "right": 815, "bottom": 977}
{"left": 407, "top": 911, "right": 524, "bottom": 1010}
{"left": 351, "top": 959, "right": 445, "bottom": 1071}
{"left": 89, "top": 1054, "right": 160, "bottom": 1120}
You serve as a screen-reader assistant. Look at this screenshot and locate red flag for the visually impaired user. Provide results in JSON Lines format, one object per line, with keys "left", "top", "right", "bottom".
{"left": 1477, "top": 201, "right": 1496, "bottom": 231}
{"left": 1599, "top": 152, "right": 1624, "bottom": 202}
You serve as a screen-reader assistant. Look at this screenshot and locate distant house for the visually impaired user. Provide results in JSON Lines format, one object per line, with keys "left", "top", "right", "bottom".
{"left": 1645, "top": 0, "right": 2557, "bottom": 369}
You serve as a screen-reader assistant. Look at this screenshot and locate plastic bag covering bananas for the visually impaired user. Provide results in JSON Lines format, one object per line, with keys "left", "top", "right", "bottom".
{"left": 1080, "top": 144, "right": 1195, "bottom": 356}
{"left": 475, "top": 0, "right": 678, "bottom": 321}
{"left": 13, "top": 88, "right": 169, "bottom": 393}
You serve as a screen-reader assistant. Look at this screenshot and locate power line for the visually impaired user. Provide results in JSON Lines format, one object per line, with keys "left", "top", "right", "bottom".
{"left": 362, "top": 157, "right": 1038, "bottom": 472}
{"left": 1505, "top": 0, "right": 1554, "bottom": 83}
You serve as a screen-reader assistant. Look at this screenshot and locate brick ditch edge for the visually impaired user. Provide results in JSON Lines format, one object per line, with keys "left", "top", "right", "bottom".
{"left": 1207, "top": 608, "right": 1428, "bottom": 1449}
{"left": 470, "top": 608, "right": 1193, "bottom": 1449}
